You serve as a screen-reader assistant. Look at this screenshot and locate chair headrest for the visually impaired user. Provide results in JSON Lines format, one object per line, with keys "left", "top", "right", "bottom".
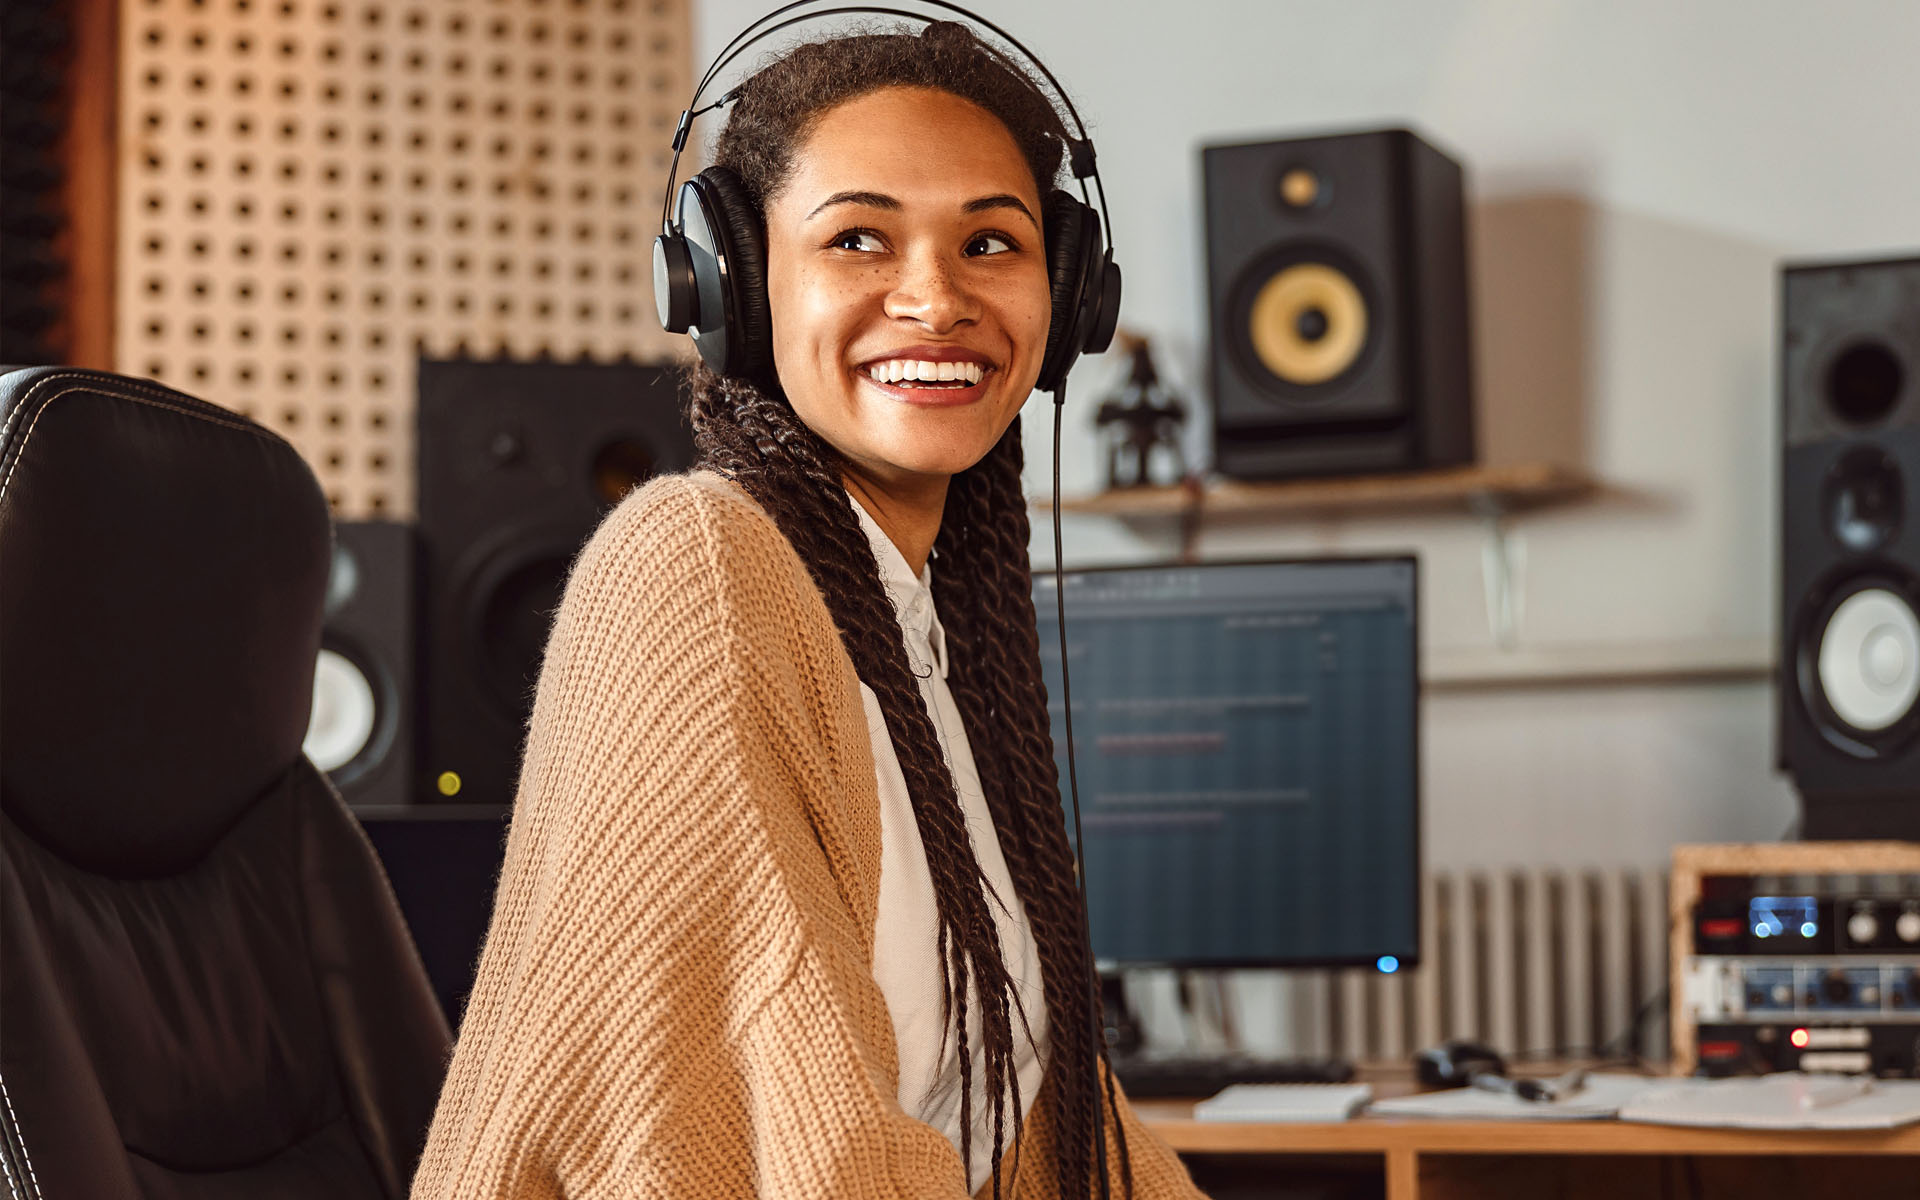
{"left": 0, "top": 367, "right": 332, "bottom": 876}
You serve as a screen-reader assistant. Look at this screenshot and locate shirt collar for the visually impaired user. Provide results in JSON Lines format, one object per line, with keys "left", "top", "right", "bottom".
{"left": 847, "top": 492, "right": 948, "bottom": 679}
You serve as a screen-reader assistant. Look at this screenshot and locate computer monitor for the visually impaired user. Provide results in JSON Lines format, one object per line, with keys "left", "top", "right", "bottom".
{"left": 1033, "top": 556, "right": 1419, "bottom": 971}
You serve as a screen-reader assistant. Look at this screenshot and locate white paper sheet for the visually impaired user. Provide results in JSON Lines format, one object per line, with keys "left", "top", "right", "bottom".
{"left": 1618, "top": 1073, "right": 1920, "bottom": 1131}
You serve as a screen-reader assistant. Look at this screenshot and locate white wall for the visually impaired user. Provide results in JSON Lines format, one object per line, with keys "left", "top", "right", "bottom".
{"left": 686, "top": 0, "right": 1916, "bottom": 866}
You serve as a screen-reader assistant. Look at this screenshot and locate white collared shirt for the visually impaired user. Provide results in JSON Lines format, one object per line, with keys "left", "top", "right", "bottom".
{"left": 849, "top": 493, "right": 1049, "bottom": 1194}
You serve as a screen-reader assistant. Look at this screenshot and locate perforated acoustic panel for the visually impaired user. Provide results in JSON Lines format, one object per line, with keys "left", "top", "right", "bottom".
{"left": 116, "top": 0, "right": 692, "bottom": 517}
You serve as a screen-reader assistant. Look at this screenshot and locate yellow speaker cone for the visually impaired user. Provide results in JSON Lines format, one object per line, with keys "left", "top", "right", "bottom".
{"left": 1247, "top": 263, "right": 1368, "bottom": 385}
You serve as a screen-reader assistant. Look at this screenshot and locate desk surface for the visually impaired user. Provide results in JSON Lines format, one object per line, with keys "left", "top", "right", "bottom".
{"left": 1131, "top": 1064, "right": 1920, "bottom": 1157}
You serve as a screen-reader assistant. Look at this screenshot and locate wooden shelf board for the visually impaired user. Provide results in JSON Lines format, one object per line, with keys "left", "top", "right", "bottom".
{"left": 1040, "top": 462, "right": 1598, "bottom": 522}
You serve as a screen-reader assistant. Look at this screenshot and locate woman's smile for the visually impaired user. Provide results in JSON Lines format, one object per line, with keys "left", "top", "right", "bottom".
{"left": 857, "top": 345, "right": 997, "bottom": 407}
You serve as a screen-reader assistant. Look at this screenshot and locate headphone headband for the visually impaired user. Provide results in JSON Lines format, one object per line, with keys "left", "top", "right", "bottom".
{"left": 662, "top": 0, "right": 1113, "bottom": 255}
{"left": 653, "top": 1, "right": 1121, "bottom": 393}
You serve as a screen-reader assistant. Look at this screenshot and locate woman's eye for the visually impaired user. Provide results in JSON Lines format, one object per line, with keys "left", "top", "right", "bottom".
{"left": 830, "top": 229, "right": 884, "bottom": 252}
{"left": 966, "top": 232, "right": 1016, "bottom": 256}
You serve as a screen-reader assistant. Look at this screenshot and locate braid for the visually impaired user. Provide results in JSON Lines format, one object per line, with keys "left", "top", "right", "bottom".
{"left": 688, "top": 364, "right": 1033, "bottom": 1192}
{"left": 938, "top": 421, "right": 1133, "bottom": 1200}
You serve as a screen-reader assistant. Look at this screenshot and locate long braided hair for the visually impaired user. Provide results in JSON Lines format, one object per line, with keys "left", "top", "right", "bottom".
{"left": 686, "top": 21, "right": 1131, "bottom": 1200}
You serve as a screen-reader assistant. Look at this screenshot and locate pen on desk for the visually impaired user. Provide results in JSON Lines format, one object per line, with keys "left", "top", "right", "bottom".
{"left": 1531, "top": 1068, "right": 1590, "bottom": 1102}
{"left": 1469, "top": 1068, "right": 1588, "bottom": 1103}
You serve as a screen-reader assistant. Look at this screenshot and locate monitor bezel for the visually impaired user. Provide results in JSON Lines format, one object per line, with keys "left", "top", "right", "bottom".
{"left": 1037, "top": 551, "right": 1423, "bottom": 972}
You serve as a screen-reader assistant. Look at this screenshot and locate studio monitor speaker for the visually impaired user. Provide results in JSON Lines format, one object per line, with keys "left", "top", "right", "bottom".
{"left": 415, "top": 358, "right": 694, "bottom": 808}
{"left": 305, "top": 520, "right": 416, "bottom": 808}
{"left": 1204, "top": 128, "right": 1475, "bottom": 480}
{"left": 1778, "top": 255, "right": 1920, "bottom": 839}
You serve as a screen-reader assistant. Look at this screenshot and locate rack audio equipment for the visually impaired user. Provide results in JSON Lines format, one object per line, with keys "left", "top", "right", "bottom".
{"left": 1672, "top": 842, "right": 1920, "bottom": 1078}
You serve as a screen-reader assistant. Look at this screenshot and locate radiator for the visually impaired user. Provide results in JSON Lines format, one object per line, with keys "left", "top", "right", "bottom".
{"left": 1122, "top": 866, "right": 1672, "bottom": 1065}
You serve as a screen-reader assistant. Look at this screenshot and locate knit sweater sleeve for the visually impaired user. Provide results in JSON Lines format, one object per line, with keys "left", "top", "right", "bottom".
{"left": 409, "top": 474, "right": 973, "bottom": 1199}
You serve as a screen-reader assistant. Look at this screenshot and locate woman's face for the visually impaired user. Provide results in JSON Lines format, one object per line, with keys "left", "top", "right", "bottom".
{"left": 763, "top": 86, "right": 1051, "bottom": 493}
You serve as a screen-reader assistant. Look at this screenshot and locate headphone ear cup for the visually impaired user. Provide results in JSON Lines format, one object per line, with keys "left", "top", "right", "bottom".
{"left": 1039, "top": 190, "right": 1100, "bottom": 393}
{"left": 693, "top": 166, "right": 772, "bottom": 382}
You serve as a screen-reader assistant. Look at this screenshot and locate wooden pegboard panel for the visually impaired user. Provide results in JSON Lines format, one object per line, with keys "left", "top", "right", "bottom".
{"left": 116, "top": 0, "right": 692, "bottom": 517}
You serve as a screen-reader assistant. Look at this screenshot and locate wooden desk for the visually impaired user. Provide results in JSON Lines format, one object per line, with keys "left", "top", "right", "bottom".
{"left": 1133, "top": 1068, "right": 1920, "bottom": 1200}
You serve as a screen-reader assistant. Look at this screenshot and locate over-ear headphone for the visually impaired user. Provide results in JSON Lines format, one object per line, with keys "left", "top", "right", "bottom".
{"left": 651, "top": 1, "right": 1122, "bottom": 396}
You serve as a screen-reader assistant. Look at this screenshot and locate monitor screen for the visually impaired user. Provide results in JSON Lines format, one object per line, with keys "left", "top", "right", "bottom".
{"left": 1033, "top": 556, "right": 1419, "bottom": 969}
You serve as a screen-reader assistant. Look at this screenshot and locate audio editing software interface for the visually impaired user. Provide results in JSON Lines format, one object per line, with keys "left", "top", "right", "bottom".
{"left": 1035, "top": 558, "right": 1418, "bottom": 967}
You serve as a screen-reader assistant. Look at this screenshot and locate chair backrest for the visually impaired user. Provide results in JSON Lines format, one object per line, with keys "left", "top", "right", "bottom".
{"left": 0, "top": 367, "right": 452, "bottom": 1199}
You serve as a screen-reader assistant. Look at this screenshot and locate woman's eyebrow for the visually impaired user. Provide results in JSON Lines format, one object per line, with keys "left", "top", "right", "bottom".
{"left": 967, "top": 193, "right": 1044, "bottom": 226}
{"left": 803, "top": 190, "right": 1038, "bottom": 227}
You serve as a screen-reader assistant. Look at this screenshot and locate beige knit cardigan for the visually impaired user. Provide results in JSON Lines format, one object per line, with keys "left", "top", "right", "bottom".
{"left": 410, "top": 471, "right": 1205, "bottom": 1200}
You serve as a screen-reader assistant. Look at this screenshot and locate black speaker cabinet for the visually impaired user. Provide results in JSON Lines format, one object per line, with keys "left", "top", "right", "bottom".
{"left": 415, "top": 358, "right": 694, "bottom": 807}
{"left": 1204, "top": 128, "right": 1475, "bottom": 480}
{"left": 307, "top": 520, "right": 416, "bottom": 808}
{"left": 356, "top": 804, "right": 511, "bottom": 1028}
{"left": 1778, "top": 256, "right": 1920, "bottom": 839}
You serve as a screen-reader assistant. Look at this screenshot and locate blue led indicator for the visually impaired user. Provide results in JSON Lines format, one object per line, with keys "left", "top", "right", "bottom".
{"left": 1749, "top": 896, "right": 1817, "bottom": 943}
{"left": 1376, "top": 955, "right": 1400, "bottom": 974}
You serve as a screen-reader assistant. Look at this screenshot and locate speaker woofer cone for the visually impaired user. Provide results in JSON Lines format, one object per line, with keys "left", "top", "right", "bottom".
{"left": 1818, "top": 588, "right": 1920, "bottom": 732}
{"left": 1248, "top": 263, "right": 1367, "bottom": 386}
{"left": 1795, "top": 569, "right": 1920, "bottom": 757}
{"left": 1227, "top": 246, "right": 1376, "bottom": 397}
{"left": 447, "top": 528, "right": 579, "bottom": 736}
{"left": 306, "top": 637, "right": 399, "bottom": 785}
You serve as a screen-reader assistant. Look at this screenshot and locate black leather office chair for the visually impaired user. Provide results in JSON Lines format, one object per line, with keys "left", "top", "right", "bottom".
{"left": 0, "top": 367, "right": 452, "bottom": 1198}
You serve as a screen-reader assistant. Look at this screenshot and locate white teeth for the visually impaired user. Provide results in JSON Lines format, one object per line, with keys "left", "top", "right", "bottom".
{"left": 865, "top": 359, "right": 987, "bottom": 385}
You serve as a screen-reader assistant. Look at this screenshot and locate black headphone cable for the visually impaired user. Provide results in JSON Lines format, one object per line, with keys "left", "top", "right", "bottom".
{"left": 1052, "top": 380, "right": 1112, "bottom": 1200}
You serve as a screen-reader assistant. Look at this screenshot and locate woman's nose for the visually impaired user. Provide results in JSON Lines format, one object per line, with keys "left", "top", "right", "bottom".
{"left": 883, "top": 250, "right": 979, "bottom": 331}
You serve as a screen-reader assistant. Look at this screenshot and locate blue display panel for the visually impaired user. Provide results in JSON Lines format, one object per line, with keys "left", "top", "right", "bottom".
{"left": 1033, "top": 558, "right": 1419, "bottom": 968}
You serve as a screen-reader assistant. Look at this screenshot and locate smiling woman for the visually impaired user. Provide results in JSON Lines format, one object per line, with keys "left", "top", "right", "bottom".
{"left": 409, "top": 15, "right": 1200, "bottom": 1200}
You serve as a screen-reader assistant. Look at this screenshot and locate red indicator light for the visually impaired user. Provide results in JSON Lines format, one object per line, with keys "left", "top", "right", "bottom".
{"left": 1789, "top": 1028, "right": 1810, "bottom": 1049}
{"left": 1700, "top": 918, "right": 1743, "bottom": 938}
{"left": 1698, "top": 1041, "right": 1741, "bottom": 1060}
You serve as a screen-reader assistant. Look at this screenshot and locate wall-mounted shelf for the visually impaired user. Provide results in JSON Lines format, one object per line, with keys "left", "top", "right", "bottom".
{"left": 1037, "top": 462, "right": 1604, "bottom": 652}
{"left": 1040, "top": 462, "right": 1598, "bottom": 523}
